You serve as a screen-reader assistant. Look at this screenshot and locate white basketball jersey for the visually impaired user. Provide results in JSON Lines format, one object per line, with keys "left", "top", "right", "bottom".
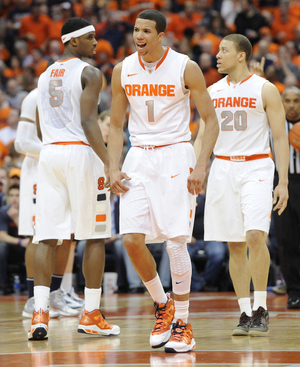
{"left": 37, "top": 57, "right": 91, "bottom": 144}
{"left": 20, "top": 88, "right": 41, "bottom": 149}
{"left": 121, "top": 47, "right": 191, "bottom": 146}
{"left": 210, "top": 74, "right": 270, "bottom": 156}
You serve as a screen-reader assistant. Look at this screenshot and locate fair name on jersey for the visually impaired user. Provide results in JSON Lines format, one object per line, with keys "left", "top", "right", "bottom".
{"left": 50, "top": 69, "right": 66, "bottom": 78}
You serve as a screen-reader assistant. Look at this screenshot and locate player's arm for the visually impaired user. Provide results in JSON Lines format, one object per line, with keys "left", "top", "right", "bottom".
{"left": 14, "top": 116, "right": 43, "bottom": 159}
{"left": 263, "top": 82, "right": 289, "bottom": 215}
{"left": 184, "top": 60, "right": 219, "bottom": 195}
{"left": 108, "top": 62, "right": 131, "bottom": 194}
{"left": 81, "top": 66, "right": 108, "bottom": 166}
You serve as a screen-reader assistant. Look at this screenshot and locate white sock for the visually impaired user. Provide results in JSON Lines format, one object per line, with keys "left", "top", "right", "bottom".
{"left": 238, "top": 297, "right": 252, "bottom": 316}
{"left": 253, "top": 291, "right": 267, "bottom": 311}
{"left": 174, "top": 300, "right": 189, "bottom": 324}
{"left": 84, "top": 287, "right": 102, "bottom": 312}
{"left": 61, "top": 272, "right": 72, "bottom": 294}
{"left": 34, "top": 285, "right": 50, "bottom": 313}
{"left": 143, "top": 273, "right": 167, "bottom": 304}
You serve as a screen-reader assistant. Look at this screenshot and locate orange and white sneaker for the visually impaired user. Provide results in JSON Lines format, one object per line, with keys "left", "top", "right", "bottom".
{"left": 164, "top": 320, "right": 196, "bottom": 353}
{"left": 150, "top": 293, "right": 175, "bottom": 348}
{"left": 77, "top": 309, "right": 120, "bottom": 336}
{"left": 28, "top": 309, "right": 49, "bottom": 340}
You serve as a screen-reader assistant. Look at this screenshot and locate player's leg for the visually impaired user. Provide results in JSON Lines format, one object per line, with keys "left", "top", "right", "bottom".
{"left": 49, "top": 240, "right": 80, "bottom": 317}
{"left": 228, "top": 241, "right": 252, "bottom": 336}
{"left": 77, "top": 238, "right": 120, "bottom": 336}
{"left": 164, "top": 236, "right": 195, "bottom": 353}
{"left": 247, "top": 230, "right": 270, "bottom": 336}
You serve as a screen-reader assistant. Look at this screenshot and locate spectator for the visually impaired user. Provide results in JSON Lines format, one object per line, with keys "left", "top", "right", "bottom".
{"left": 29, "top": 48, "right": 48, "bottom": 77}
{"left": 198, "top": 52, "right": 222, "bottom": 87}
{"left": 276, "top": 45, "right": 300, "bottom": 84}
{"left": 234, "top": 0, "right": 269, "bottom": 45}
{"left": 6, "top": 78, "right": 28, "bottom": 109}
{"left": 19, "top": 0, "right": 52, "bottom": 53}
{"left": 0, "top": 184, "right": 30, "bottom": 295}
{"left": 0, "top": 89, "right": 11, "bottom": 129}
{"left": 0, "top": 167, "right": 8, "bottom": 207}
{"left": 271, "top": 0, "right": 299, "bottom": 45}
{"left": 0, "top": 108, "right": 19, "bottom": 147}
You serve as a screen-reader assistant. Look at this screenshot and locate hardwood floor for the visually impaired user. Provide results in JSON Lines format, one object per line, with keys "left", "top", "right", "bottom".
{"left": 1, "top": 291, "right": 300, "bottom": 366}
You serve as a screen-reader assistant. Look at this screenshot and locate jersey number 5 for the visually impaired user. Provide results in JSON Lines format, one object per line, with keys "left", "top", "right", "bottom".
{"left": 49, "top": 80, "right": 63, "bottom": 107}
{"left": 221, "top": 111, "right": 247, "bottom": 131}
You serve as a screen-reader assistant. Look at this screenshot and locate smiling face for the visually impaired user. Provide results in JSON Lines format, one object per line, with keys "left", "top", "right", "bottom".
{"left": 216, "top": 39, "right": 243, "bottom": 74}
{"left": 133, "top": 18, "right": 164, "bottom": 62}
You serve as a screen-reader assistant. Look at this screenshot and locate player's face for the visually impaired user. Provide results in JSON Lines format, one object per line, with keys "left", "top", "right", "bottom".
{"left": 133, "top": 18, "right": 164, "bottom": 60}
{"left": 282, "top": 90, "right": 300, "bottom": 121}
{"left": 77, "top": 31, "right": 97, "bottom": 58}
{"left": 216, "top": 40, "right": 241, "bottom": 74}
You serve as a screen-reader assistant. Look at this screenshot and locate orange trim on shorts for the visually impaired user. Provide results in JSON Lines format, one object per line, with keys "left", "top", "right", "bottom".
{"left": 215, "top": 154, "right": 270, "bottom": 162}
{"left": 135, "top": 141, "right": 190, "bottom": 149}
{"left": 96, "top": 214, "right": 106, "bottom": 222}
{"left": 50, "top": 141, "right": 90, "bottom": 146}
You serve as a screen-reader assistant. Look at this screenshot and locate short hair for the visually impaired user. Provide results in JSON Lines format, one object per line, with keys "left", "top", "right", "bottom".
{"left": 223, "top": 34, "right": 252, "bottom": 62}
{"left": 61, "top": 17, "right": 92, "bottom": 45}
{"left": 282, "top": 86, "right": 300, "bottom": 98}
{"left": 98, "top": 109, "right": 111, "bottom": 121}
{"left": 137, "top": 10, "right": 167, "bottom": 34}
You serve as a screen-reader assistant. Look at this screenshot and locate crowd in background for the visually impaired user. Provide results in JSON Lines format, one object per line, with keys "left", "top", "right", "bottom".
{"left": 0, "top": 0, "right": 298, "bottom": 294}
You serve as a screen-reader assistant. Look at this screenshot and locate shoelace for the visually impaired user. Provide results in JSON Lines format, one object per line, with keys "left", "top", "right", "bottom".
{"left": 170, "top": 321, "right": 188, "bottom": 342}
{"left": 153, "top": 303, "right": 168, "bottom": 331}
{"left": 238, "top": 313, "right": 251, "bottom": 326}
{"left": 251, "top": 308, "right": 264, "bottom": 326}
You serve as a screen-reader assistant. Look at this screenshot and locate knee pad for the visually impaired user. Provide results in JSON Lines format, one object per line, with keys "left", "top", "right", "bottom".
{"left": 167, "top": 237, "right": 191, "bottom": 295}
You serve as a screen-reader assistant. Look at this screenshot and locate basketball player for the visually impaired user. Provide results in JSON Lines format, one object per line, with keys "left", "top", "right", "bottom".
{"left": 15, "top": 89, "right": 80, "bottom": 319}
{"left": 28, "top": 17, "right": 120, "bottom": 340}
{"left": 195, "top": 34, "right": 289, "bottom": 336}
{"left": 108, "top": 10, "right": 219, "bottom": 353}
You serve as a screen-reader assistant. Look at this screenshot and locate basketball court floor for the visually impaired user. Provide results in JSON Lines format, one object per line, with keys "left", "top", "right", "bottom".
{"left": 1, "top": 291, "right": 300, "bottom": 366}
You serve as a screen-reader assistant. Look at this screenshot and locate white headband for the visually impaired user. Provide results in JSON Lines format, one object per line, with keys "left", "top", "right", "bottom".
{"left": 61, "top": 25, "right": 95, "bottom": 44}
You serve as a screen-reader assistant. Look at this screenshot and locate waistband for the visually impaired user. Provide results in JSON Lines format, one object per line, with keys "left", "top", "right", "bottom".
{"left": 50, "top": 141, "right": 90, "bottom": 146}
{"left": 135, "top": 141, "right": 190, "bottom": 150}
{"left": 215, "top": 154, "right": 270, "bottom": 162}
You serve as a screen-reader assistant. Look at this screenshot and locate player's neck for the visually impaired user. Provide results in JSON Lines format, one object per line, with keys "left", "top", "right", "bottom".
{"left": 61, "top": 48, "right": 81, "bottom": 61}
{"left": 141, "top": 45, "right": 166, "bottom": 64}
{"left": 227, "top": 67, "right": 251, "bottom": 85}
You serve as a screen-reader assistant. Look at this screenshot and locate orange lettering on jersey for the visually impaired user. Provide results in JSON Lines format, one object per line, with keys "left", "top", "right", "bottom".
{"left": 50, "top": 69, "right": 65, "bottom": 78}
{"left": 124, "top": 84, "right": 176, "bottom": 97}
{"left": 212, "top": 97, "right": 257, "bottom": 109}
{"left": 225, "top": 97, "right": 233, "bottom": 107}
{"left": 233, "top": 97, "right": 240, "bottom": 107}
{"left": 141, "top": 84, "right": 149, "bottom": 96}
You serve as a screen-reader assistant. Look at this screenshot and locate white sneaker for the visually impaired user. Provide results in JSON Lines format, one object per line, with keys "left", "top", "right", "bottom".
{"left": 22, "top": 296, "right": 60, "bottom": 319}
{"left": 50, "top": 289, "right": 80, "bottom": 317}
{"left": 61, "top": 287, "right": 84, "bottom": 309}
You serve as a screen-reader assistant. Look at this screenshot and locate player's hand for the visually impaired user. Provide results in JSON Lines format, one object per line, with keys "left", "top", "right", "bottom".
{"left": 187, "top": 168, "right": 205, "bottom": 195}
{"left": 273, "top": 182, "right": 289, "bottom": 215}
{"left": 110, "top": 169, "right": 131, "bottom": 194}
{"left": 249, "top": 56, "right": 265, "bottom": 77}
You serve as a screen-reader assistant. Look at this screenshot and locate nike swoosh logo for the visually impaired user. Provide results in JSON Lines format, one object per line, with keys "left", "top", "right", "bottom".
{"left": 171, "top": 174, "right": 180, "bottom": 179}
{"left": 127, "top": 73, "right": 138, "bottom": 77}
{"left": 217, "top": 89, "right": 224, "bottom": 92}
{"left": 259, "top": 179, "right": 265, "bottom": 182}
{"left": 175, "top": 281, "right": 184, "bottom": 284}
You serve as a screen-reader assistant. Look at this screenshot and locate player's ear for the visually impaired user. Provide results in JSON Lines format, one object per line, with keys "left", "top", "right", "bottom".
{"left": 70, "top": 38, "right": 78, "bottom": 47}
{"left": 158, "top": 32, "right": 165, "bottom": 42}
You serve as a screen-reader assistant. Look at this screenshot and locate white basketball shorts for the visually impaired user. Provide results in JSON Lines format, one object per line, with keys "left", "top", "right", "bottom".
{"left": 120, "top": 142, "right": 196, "bottom": 243}
{"left": 204, "top": 156, "right": 274, "bottom": 242}
{"left": 19, "top": 155, "right": 38, "bottom": 236}
{"left": 34, "top": 144, "right": 111, "bottom": 242}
